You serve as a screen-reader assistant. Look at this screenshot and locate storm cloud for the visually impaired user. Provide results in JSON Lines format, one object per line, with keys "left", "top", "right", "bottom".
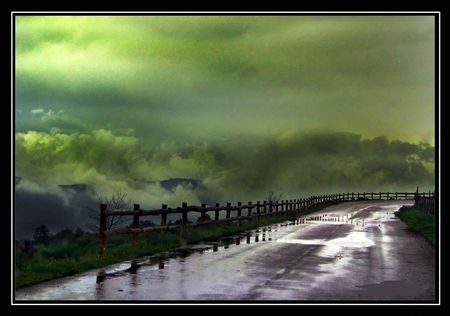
{"left": 15, "top": 129, "right": 434, "bottom": 205}
{"left": 14, "top": 15, "right": 436, "bottom": 237}
{"left": 15, "top": 16, "right": 435, "bottom": 143}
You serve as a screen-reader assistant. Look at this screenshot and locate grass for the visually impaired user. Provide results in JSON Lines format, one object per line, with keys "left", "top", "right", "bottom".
{"left": 15, "top": 203, "right": 334, "bottom": 289}
{"left": 396, "top": 206, "right": 435, "bottom": 245}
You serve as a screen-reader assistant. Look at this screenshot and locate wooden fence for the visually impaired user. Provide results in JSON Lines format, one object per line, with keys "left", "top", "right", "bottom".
{"left": 98, "top": 191, "right": 430, "bottom": 252}
{"left": 414, "top": 190, "right": 435, "bottom": 215}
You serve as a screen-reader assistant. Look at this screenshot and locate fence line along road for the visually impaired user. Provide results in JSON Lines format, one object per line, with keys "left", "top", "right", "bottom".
{"left": 98, "top": 191, "right": 435, "bottom": 252}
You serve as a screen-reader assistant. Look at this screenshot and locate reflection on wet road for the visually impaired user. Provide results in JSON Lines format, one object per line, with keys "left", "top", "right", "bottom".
{"left": 15, "top": 200, "right": 435, "bottom": 301}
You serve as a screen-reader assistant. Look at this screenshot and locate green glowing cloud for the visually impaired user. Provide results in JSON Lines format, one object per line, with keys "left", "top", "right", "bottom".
{"left": 16, "top": 15, "right": 435, "bottom": 144}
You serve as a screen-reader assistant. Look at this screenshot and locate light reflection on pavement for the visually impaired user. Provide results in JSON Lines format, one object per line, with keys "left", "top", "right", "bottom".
{"left": 15, "top": 200, "right": 435, "bottom": 301}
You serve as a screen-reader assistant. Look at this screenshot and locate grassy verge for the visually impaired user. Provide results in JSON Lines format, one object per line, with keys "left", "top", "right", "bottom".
{"left": 396, "top": 206, "right": 435, "bottom": 245}
{"left": 15, "top": 203, "right": 333, "bottom": 289}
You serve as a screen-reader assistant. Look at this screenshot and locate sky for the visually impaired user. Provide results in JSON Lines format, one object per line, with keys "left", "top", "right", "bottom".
{"left": 14, "top": 15, "right": 436, "bottom": 237}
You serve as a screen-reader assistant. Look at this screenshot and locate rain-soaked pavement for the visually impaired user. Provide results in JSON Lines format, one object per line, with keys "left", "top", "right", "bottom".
{"left": 15, "top": 200, "right": 435, "bottom": 301}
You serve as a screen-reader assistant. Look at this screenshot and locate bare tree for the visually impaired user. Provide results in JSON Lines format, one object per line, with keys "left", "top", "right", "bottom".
{"left": 266, "top": 191, "right": 283, "bottom": 202}
{"left": 87, "top": 189, "right": 130, "bottom": 232}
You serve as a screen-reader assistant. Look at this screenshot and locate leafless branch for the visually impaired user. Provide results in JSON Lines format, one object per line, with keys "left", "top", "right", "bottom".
{"left": 266, "top": 191, "right": 283, "bottom": 202}
{"left": 86, "top": 189, "right": 130, "bottom": 232}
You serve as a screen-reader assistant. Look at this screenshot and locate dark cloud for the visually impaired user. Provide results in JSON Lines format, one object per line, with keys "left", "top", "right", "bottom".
{"left": 14, "top": 16, "right": 436, "bottom": 238}
{"left": 225, "top": 131, "right": 433, "bottom": 196}
{"left": 14, "top": 129, "right": 434, "bottom": 238}
{"left": 15, "top": 185, "right": 97, "bottom": 239}
{"left": 15, "top": 16, "right": 435, "bottom": 144}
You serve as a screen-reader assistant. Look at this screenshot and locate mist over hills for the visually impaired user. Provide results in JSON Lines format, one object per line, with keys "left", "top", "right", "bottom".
{"left": 14, "top": 177, "right": 208, "bottom": 239}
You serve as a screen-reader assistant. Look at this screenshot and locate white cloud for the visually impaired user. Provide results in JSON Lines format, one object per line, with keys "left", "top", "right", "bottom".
{"left": 30, "top": 108, "right": 44, "bottom": 114}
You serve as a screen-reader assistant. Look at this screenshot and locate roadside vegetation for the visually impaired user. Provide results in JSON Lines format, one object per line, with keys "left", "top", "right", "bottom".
{"left": 396, "top": 206, "right": 435, "bottom": 245}
{"left": 15, "top": 202, "right": 333, "bottom": 289}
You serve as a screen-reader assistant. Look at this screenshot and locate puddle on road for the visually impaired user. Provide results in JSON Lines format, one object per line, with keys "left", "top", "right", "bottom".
{"left": 94, "top": 207, "right": 392, "bottom": 284}
{"left": 95, "top": 220, "right": 303, "bottom": 283}
{"left": 276, "top": 231, "right": 375, "bottom": 260}
{"left": 277, "top": 232, "right": 375, "bottom": 247}
{"left": 16, "top": 201, "right": 409, "bottom": 300}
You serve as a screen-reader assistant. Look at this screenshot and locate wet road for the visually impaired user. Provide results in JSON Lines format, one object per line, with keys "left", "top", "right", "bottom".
{"left": 15, "top": 200, "right": 435, "bottom": 301}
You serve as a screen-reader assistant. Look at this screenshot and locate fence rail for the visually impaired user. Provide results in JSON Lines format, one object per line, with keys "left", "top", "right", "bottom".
{"left": 98, "top": 191, "right": 433, "bottom": 252}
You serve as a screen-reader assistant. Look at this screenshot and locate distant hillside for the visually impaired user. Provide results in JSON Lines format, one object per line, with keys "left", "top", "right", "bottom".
{"left": 16, "top": 177, "right": 204, "bottom": 193}
{"left": 58, "top": 184, "right": 91, "bottom": 193}
{"left": 159, "top": 178, "right": 204, "bottom": 192}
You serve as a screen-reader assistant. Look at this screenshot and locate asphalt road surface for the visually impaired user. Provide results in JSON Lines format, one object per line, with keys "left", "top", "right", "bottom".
{"left": 15, "top": 200, "right": 436, "bottom": 301}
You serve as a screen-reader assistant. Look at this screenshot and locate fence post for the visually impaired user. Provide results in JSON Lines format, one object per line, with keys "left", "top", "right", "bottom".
{"left": 99, "top": 203, "right": 107, "bottom": 253}
{"left": 161, "top": 204, "right": 167, "bottom": 228}
{"left": 132, "top": 204, "right": 140, "bottom": 243}
{"left": 269, "top": 200, "right": 273, "bottom": 215}
{"left": 263, "top": 201, "right": 267, "bottom": 213}
{"left": 225, "top": 202, "right": 231, "bottom": 222}
{"left": 414, "top": 187, "right": 419, "bottom": 205}
{"left": 182, "top": 202, "right": 188, "bottom": 224}
{"left": 248, "top": 201, "right": 252, "bottom": 217}
{"left": 256, "top": 201, "right": 261, "bottom": 218}
{"left": 215, "top": 203, "right": 220, "bottom": 223}
{"left": 201, "top": 203, "right": 207, "bottom": 222}
{"left": 432, "top": 192, "right": 435, "bottom": 214}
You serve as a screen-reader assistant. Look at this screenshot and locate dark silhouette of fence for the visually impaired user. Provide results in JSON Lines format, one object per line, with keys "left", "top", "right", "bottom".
{"left": 98, "top": 191, "right": 432, "bottom": 252}
{"left": 414, "top": 188, "right": 435, "bottom": 215}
